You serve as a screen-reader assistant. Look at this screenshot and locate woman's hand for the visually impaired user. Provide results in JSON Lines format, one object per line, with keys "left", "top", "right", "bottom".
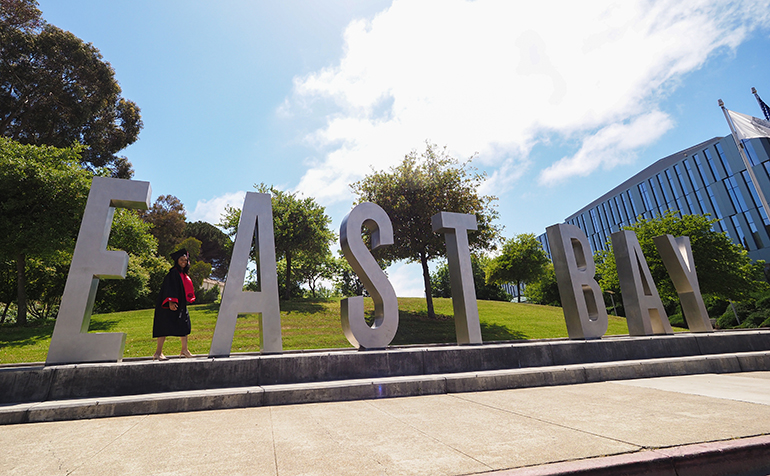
{"left": 169, "top": 302, "right": 178, "bottom": 311}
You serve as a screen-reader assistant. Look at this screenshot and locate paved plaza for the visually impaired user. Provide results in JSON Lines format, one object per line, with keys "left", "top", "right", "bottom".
{"left": 2, "top": 371, "right": 770, "bottom": 475}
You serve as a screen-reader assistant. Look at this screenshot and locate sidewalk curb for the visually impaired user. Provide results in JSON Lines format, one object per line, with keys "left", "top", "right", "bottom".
{"left": 489, "top": 434, "right": 770, "bottom": 476}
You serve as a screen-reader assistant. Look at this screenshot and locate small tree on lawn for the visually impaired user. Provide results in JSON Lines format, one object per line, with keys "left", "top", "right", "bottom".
{"left": 485, "top": 233, "right": 549, "bottom": 303}
{"left": 351, "top": 142, "right": 500, "bottom": 319}
{"left": 220, "top": 184, "right": 335, "bottom": 301}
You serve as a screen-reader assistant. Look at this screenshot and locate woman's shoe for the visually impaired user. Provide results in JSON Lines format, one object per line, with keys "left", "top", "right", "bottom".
{"left": 153, "top": 353, "right": 168, "bottom": 361}
{"left": 180, "top": 350, "right": 193, "bottom": 358}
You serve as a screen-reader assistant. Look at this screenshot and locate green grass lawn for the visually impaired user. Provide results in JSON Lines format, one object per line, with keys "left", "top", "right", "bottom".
{"left": 0, "top": 297, "right": 668, "bottom": 364}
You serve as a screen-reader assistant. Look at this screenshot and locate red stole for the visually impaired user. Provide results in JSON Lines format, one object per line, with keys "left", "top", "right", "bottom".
{"left": 180, "top": 272, "right": 196, "bottom": 304}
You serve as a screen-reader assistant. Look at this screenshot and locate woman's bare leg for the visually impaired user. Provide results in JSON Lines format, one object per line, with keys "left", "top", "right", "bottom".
{"left": 153, "top": 337, "right": 167, "bottom": 360}
{"left": 180, "top": 336, "right": 193, "bottom": 358}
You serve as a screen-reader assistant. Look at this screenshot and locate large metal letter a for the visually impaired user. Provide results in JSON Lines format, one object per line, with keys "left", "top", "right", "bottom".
{"left": 611, "top": 230, "right": 672, "bottom": 336}
{"left": 209, "top": 192, "right": 282, "bottom": 356}
{"left": 47, "top": 177, "right": 152, "bottom": 365}
{"left": 546, "top": 223, "right": 608, "bottom": 339}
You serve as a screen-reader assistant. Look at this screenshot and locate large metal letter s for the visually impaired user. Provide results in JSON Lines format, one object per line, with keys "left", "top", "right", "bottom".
{"left": 47, "top": 177, "right": 152, "bottom": 365}
{"left": 546, "top": 223, "right": 608, "bottom": 339}
{"left": 339, "top": 202, "right": 399, "bottom": 349}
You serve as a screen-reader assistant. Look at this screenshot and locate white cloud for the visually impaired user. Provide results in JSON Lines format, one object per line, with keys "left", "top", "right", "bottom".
{"left": 288, "top": 0, "right": 770, "bottom": 200}
{"left": 188, "top": 191, "right": 247, "bottom": 225}
{"left": 386, "top": 262, "right": 426, "bottom": 298}
{"left": 538, "top": 111, "right": 675, "bottom": 184}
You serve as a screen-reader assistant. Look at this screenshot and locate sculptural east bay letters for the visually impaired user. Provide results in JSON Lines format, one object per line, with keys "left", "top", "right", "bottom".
{"left": 46, "top": 178, "right": 713, "bottom": 365}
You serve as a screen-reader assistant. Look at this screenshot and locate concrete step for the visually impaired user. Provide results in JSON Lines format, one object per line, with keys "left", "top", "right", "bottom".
{"left": 3, "top": 350, "right": 769, "bottom": 425}
{"left": 5, "top": 330, "right": 770, "bottom": 407}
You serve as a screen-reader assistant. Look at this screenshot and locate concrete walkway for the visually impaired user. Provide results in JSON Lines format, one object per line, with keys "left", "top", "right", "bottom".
{"left": 2, "top": 372, "right": 770, "bottom": 475}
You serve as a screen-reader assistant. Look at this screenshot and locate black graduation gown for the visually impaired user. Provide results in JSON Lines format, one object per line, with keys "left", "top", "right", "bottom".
{"left": 152, "top": 266, "right": 192, "bottom": 337}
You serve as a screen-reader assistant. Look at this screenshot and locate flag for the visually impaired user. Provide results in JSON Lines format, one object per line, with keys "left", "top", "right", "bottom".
{"left": 725, "top": 108, "right": 770, "bottom": 142}
{"left": 754, "top": 90, "right": 770, "bottom": 121}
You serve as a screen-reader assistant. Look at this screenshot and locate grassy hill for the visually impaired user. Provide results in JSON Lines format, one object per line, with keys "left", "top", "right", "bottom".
{"left": 0, "top": 297, "right": 660, "bottom": 364}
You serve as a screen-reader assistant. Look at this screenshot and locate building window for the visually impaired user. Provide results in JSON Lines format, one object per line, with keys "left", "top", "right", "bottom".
{"left": 743, "top": 140, "right": 760, "bottom": 166}
{"left": 704, "top": 148, "right": 721, "bottom": 180}
{"left": 725, "top": 176, "right": 749, "bottom": 213}
{"left": 674, "top": 164, "right": 691, "bottom": 193}
{"left": 614, "top": 196, "right": 627, "bottom": 225}
{"left": 694, "top": 189, "right": 709, "bottom": 216}
{"left": 745, "top": 212, "right": 763, "bottom": 248}
{"left": 684, "top": 193, "right": 698, "bottom": 214}
{"left": 648, "top": 178, "right": 663, "bottom": 211}
{"left": 693, "top": 153, "right": 711, "bottom": 183}
{"left": 665, "top": 169, "right": 687, "bottom": 213}
{"left": 730, "top": 215, "right": 750, "bottom": 249}
{"left": 656, "top": 173, "right": 671, "bottom": 208}
{"left": 624, "top": 191, "right": 638, "bottom": 221}
{"left": 684, "top": 158, "right": 700, "bottom": 190}
{"left": 740, "top": 170, "right": 770, "bottom": 233}
{"left": 715, "top": 142, "right": 734, "bottom": 175}
{"left": 705, "top": 185, "right": 725, "bottom": 233}
{"left": 603, "top": 202, "right": 616, "bottom": 231}
{"left": 590, "top": 208, "right": 600, "bottom": 233}
{"left": 599, "top": 205, "right": 610, "bottom": 231}
{"left": 638, "top": 182, "right": 653, "bottom": 212}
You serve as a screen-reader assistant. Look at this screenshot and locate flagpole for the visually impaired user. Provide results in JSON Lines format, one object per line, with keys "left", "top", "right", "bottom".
{"left": 719, "top": 99, "right": 770, "bottom": 222}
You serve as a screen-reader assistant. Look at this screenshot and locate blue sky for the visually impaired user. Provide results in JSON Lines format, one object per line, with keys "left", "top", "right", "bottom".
{"left": 39, "top": 0, "right": 770, "bottom": 296}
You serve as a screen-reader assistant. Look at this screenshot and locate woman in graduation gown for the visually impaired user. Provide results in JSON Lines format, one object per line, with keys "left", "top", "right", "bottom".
{"left": 153, "top": 248, "right": 195, "bottom": 360}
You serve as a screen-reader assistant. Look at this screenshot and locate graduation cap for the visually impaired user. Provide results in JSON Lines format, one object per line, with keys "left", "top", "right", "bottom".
{"left": 170, "top": 248, "right": 189, "bottom": 262}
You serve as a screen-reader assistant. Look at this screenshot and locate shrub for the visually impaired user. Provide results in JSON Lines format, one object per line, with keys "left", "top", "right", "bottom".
{"left": 668, "top": 312, "right": 686, "bottom": 329}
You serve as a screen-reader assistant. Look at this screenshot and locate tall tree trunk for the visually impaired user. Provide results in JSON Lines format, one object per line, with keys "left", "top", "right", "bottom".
{"left": 284, "top": 252, "right": 292, "bottom": 301}
{"left": 15, "top": 253, "right": 27, "bottom": 326}
{"left": 420, "top": 252, "right": 435, "bottom": 319}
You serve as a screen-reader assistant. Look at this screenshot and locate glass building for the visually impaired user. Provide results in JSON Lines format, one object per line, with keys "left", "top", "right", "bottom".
{"left": 537, "top": 135, "right": 770, "bottom": 263}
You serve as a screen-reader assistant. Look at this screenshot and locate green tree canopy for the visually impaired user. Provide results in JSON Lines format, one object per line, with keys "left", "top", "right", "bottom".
{"left": 485, "top": 233, "right": 549, "bottom": 303}
{"left": 0, "top": 0, "right": 142, "bottom": 177}
{"left": 95, "top": 209, "right": 168, "bottom": 313}
{"left": 333, "top": 253, "right": 366, "bottom": 298}
{"left": 140, "top": 195, "right": 187, "bottom": 260}
{"left": 431, "top": 254, "right": 511, "bottom": 302}
{"left": 595, "top": 211, "right": 767, "bottom": 312}
{"left": 220, "top": 184, "right": 335, "bottom": 300}
{"left": 351, "top": 142, "right": 500, "bottom": 318}
{"left": 0, "top": 137, "right": 91, "bottom": 324}
{"left": 523, "top": 263, "right": 561, "bottom": 307}
{"left": 0, "top": 0, "right": 42, "bottom": 31}
{"left": 185, "top": 220, "right": 231, "bottom": 279}
{"left": 292, "top": 249, "right": 337, "bottom": 298}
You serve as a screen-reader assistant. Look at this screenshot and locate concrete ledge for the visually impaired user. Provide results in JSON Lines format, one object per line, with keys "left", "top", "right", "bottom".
{"left": 3, "top": 350, "right": 769, "bottom": 425}
{"left": 3, "top": 330, "right": 770, "bottom": 406}
{"left": 495, "top": 434, "right": 770, "bottom": 476}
